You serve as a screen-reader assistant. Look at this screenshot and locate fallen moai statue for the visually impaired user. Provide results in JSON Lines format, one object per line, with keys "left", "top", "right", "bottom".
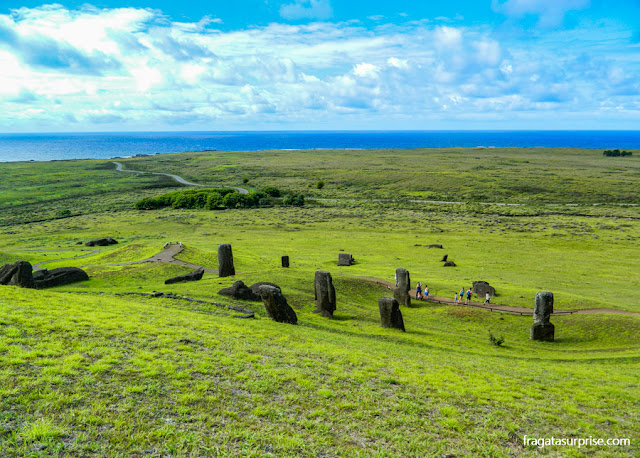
{"left": 1, "top": 261, "right": 89, "bottom": 289}
{"left": 473, "top": 281, "right": 496, "bottom": 298}
{"left": 428, "top": 244, "right": 443, "bottom": 249}
{"left": 441, "top": 254, "right": 448, "bottom": 262}
{"left": 259, "top": 285, "right": 298, "bottom": 324}
{"left": 32, "top": 267, "right": 90, "bottom": 288}
{"left": 249, "top": 282, "right": 281, "bottom": 296}
{"left": 378, "top": 297, "right": 405, "bottom": 331}
{"left": 218, "top": 280, "right": 261, "bottom": 301}
{"left": 531, "top": 291, "right": 554, "bottom": 342}
{"left": 394, "top": 268, "right": 411, "bottom": 307}
{"left": 85, "top": 237, "right": 118, "bottom": 247}
{"left": 0, "top": 261, "right": 34, "bottom": 288}
{"left": 165, "top": 267, "right": 204, "bottom": 285}
{"left": 314, "top": 270, "right": 336, "bottom": 318}
{"left": 338, "top": 253, "right": 354, "bottom": 266}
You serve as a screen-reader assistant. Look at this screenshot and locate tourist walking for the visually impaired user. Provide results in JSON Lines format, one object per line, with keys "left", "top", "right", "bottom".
{"left": 466, "top": 288, "right": 472, "bottom": 304}
{"left": 454, "top": 292, "right": 458, "bottom": 303}
{"left": 416, "top": 282, "right": 423, "bottom": 300}
{"left": 484, "top": 292, "right": 491, "bottom": 304}
{"left": 424, "top": 285, "right": 429, "bottom": 297}
{"left": 459, "top": 288, "right": 465, "bottom": 303}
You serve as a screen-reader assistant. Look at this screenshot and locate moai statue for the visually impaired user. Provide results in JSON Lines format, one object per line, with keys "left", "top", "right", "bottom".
{"left": 0, "top": 261, "right": 34, "bottom": 288}
{"left": 530, "top": 291, "right": 554, "bottom": 341}
{"left": 217, "top": 244, "right": 235, "bottom": 277}
{"left": 338, "top": 253, "right": 354, "bottom": 266}
{"left": 281, "top": 255, "right": 290, "bottom": 268}
{"left": 259, "top": 285, "right": 298, "bottom": 325}
{"left": 314, "top": 270, "right": 336, "bottom": 318}
{"left": 394, "top": 268, "right": 411, "bottom": 307}
{"left": 378, "top": 297, "right": 405, "bottom": 331}
{"left": 441, "top": 254, "right": 448, "bottom": 262}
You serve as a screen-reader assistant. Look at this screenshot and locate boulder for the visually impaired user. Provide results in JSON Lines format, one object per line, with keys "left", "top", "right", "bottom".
{"left": 378, "top": 297, "right": 405, "bottom": 331}
{"left": 282, "top": 255, "right": 290, "bottom": 268}
{"left": 218, "top": 244, "right": 235, "bottom": 277}
{"left": 473, "top": 281, "right": 496, "bottom": 297}
{"left": 314, "top": 270, "right": 336, "bottom": 318}
{"left": 85, "top": 237, "right": 118, "bottom": 247}
{"left": 443, "top": 261, "right": 457, "bottom": 267}
{"left": 33, "top": 267, "right": 89, "bottom": 288}
{"left": 165, "top": 267, "right": 204, "bottom": 285}
{"left": 338, "top": 253, "right": 354, "bottom": 266}
{"left": 249, "top": 282, "right": 281, "bottom": 295}
{"left": 218, "top": 280, "right": 261, "bottom": 301}
{"left": 393, "top": 268, "right": 411, "bottom": 307}
{"left": 531, "top": 291, "right": 554, "bottom": 342}
{"left": 259, "top": 285, "right": 297, "bottom": 324}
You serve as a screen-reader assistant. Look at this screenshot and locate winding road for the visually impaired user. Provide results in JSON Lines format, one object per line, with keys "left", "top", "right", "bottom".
{"left": 112, "top": 161, "right": 249, "bottom": 194}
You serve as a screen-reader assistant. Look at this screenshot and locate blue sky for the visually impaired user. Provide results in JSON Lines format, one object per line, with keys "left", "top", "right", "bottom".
{"left": 0, "top": 0, "right": 639, "bottom": 131}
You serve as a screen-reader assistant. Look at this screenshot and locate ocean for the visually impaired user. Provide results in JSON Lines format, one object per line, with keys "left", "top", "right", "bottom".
{"left": 0, "top": 131, "right": 639, "bottom": 162}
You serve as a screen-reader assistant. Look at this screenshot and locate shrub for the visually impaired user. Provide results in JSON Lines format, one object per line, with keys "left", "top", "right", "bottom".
{"left": 204, "top": 192, "right": 223, "bottom": 210}
{"left": 222, "top": 192, "right": 241, "bottom": 208}
{"left": 316, "top": 180, "right": 325, "bottom": 189}
{"left": 243, "top": 177, "right": 249, "bottom": 183}
{"left": 264, "top": 186, "right": 281, "bottom": 197}
{"left": 489, "top": 331, "right": 505, "bottom": 347}
{"left": 283, "top": 194, "right": 305, "bottom": 206}
{"left": 603, "top": 149, "right": 633, "bottom": 157}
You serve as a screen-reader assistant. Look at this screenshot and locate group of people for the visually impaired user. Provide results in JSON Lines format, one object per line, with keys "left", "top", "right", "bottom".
{"left": 415, "top": 283, "right": 492, "bottom": 305}
{"left": 415, "top": 282, "right": 429, "bottom": 299}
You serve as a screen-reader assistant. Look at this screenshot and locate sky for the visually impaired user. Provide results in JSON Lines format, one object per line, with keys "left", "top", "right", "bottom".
{"left": 0, "top": 0, "right": 639, "bottom": 132}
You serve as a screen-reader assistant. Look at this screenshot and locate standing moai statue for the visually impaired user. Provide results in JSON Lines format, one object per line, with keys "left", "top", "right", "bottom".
{"left": 217, "top": 244, "right": 235, "bottom": 277}
{"left": 338, "top": 253, "right": 354, "bottom": 266}
{"left": 314, "top": 270, "right": 336, "bottom": 318}
{"left": 530, "top": 291, "right": 554, "bottom": 341}
{"left": 259, "top": 285, "right": 297, "bottom": 325}
{"left": 281, "top": 256, "right": 290, "bottom": 268}
{"left": 378, "top": 297, "right": 405, "bottom": 331}
{"left": 394, "top": 268, "right": 411, "bottom": 307}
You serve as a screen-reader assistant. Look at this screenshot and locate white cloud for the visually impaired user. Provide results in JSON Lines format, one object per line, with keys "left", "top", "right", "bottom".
{"left": 0, "top": 4, "right": 638, "bottom": 130}
{"left": 492, "top": 0, "right": 590, "bottom": 27}
{"left": 280, "top": 0, "right": 333, "bottom": 21}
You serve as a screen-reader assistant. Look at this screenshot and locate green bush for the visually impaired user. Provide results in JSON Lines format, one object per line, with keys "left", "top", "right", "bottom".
{"left": 489, "top": 331, "right": 505, "bottom": 347}
{"left": 264, "top": 186, "right": 281, "bottom": 197}
{"left": 316, "top": 180, "right": 325, "bottom": 189}
{"left": 603, "top": 149, "right": 633, "bottom": 157}
{"left": 283, "top": 194, "right": 305, "bottom": 206}
{"left": 136, "top": 188, "right": 278, "bottom": 211}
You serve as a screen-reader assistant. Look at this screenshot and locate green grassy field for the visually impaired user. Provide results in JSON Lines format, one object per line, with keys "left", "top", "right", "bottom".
{"left": 0, "top": 148, "right": 639, "bottom": 456}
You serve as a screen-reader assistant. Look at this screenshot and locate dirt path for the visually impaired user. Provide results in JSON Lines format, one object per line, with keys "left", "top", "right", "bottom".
{"left": 112, "top": 161, "right": 249, "bottom": 194}
{"left": 359, "top": 276, "right": 640, "bottom": 317}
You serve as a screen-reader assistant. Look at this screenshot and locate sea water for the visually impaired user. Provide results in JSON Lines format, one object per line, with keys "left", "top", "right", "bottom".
{"left": 0, "top": 130, "right": 639, "bottom": 162}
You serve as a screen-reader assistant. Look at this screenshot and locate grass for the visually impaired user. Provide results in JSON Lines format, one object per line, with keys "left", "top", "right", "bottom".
{"left": 0, "top": 148, "right": 639, "bottom": 456}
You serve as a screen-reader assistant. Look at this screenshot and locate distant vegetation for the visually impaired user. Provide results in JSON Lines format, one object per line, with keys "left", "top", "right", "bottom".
{"left": 135, "top": 187, "right": 304, "bottom": 210}
{"left": 603, "top": 149, "right": 633, "bottom": 157}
